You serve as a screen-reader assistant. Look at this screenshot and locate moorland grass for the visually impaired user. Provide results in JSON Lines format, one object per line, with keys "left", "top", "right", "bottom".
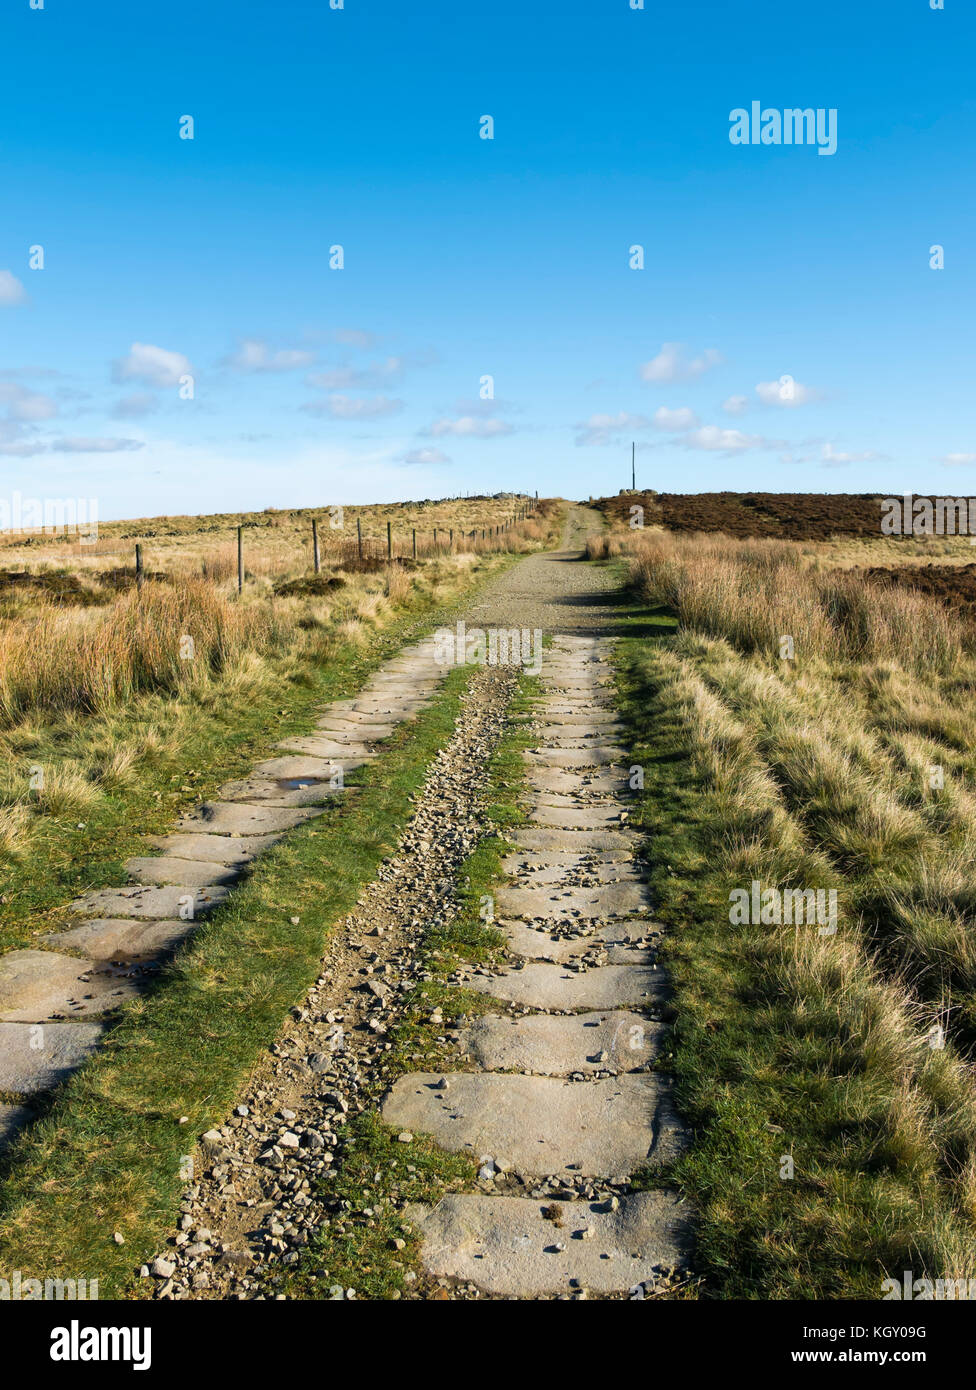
{"left": 610, "top": 532, "right": 976, "bottom": 1295}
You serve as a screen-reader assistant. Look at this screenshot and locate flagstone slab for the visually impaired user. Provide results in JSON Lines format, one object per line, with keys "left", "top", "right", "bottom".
{"left": 522, "top": 805, "right": 627, "bottom": 831}
{"left": 528, "top": 789, "right": 623, "bottom": 805}
{"left": 522, "top": 749, "right": 621, "bottom": 769}
{"left": 500, "top": 856, "right": 640, "bottom": 886}
{"left": 177, "top": 803, "right": 321, "bottom": 835}
{"left": 510, "top": 828, "right": 637, "bottom": 852}
{"left": 538, "top": 714, "right": 623, "bottom": 728}
{"left": 0, "top": 1020, "right": 104, "bottom": 1092}
{"left": 466, "top": 962, "right": 663, "bottom": 1011}
{"left": 459, "top": 1010, "right": 661, "bottom": 1075}
{"left": 499, "top": 919, "right": 656, "bottom": 964}
{"left": 275, "top": 736, "right": 375, "bottom": 759}
{"left": 523, "top": 769, "right": 628, "bottom": 795}
{"left": 253, "top": 755, "right": 369, "bottom": 780}
{"left": 406, "top": 1191, "right": 691, "bottom": 1297}
{"left": 541, "top": 734, "right": 626, "bottom": 752}
{"left": 495, "top": 883, "right": 650, "bottom": 920}
{"left": 42, "top": 918, "right": 193, "bottom": 961}
{"left": 125, "top": 857, "right": 241, "bottom": 889}
{"left": 539, "top": 706, "right": 615, "bottom": 718}
{"left": 315, "top": 711, "right": 398, "bottom": 728}
{"left": 148, "top": 832, "right": 279, "bottom": 864}
{"left": 382, "top": 1072, "right": 674, "bottom": 1177}
{"left": 69, "top": 884, "right": 228, "bottom": 919}
{"left": 0, "top": 951, "right": 141, "bottom": 1022}
{"left": 541, "top": 683, "right": 610, "bottom": 695}
{"left": 216, "top": 775, "right": 341, "bottom": 808}
{"left": 315, "top": 718, "right": 397, "bottom": 738}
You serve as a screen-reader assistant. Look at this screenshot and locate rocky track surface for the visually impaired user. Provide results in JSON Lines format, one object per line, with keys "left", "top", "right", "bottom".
{"left": 384, "top": 634, "right": 691, "bottom": 1297}
{"left": 140, "top": 508, "right": 693, "bottom": 1300}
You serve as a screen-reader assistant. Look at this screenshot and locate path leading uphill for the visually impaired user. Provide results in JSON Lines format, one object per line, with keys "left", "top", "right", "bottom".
{"left": 383, "top": 631, "right": 690, "bottom": 1296}
{"left": 140, "top": 505, "right": 692, "bottom": 1300}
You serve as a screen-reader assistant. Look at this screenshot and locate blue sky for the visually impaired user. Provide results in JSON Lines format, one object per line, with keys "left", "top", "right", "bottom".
{"left": 1, "top": 0, "right": 973, "bottom": 520}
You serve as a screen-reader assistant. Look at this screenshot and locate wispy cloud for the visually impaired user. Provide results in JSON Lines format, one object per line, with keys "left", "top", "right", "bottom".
{"left": 722, "top": 395, "right": 749, "bottom": 416}
{"left": 820, "top": 442, "right": 885, "bottom": 468}
{"left": 307, "top": 357, "right": 406, "bottom": 390}
{"left": 682, "top": 425, "right": 779, "bottom": 454}
{"left": 0, "top": 271, "right": 28, "bottom": 307}
{"left": 639, "top": 342, "right": 722, "bottom": 383}
{"left": 113, "top": 392, "right": 159, "bottom": 419}
{"left": 302, "top": 394, "right": 404, "bottom": 419}
{"left": 0, "top": 382, "right": 57, "bottom": 422}
{"left": 425, "top": 416, "right": 514, "bottom": 438}
{"left": 574, "top": 411, "right": 649, "bottom": 447}
{"left": 333, "top": 328, "right": 378, "bottom": 350}
{"left": 756, "top": 378, "right": 821, "bottom": 408}
{"left": 400, "top": 446, "right": 451, "bottom": 466}
{"left": 113, "top": 342, "right": 192, "bottom": 389}
{"left": 226, "top": 339, "right": 315, "bottom": 372}
{"left": 941, "top": 452, "right": 976, "bottom": 467}
{"left": 51, "top": 436, "right": 144, "bottom": 453}
{"left": 653, "top": 406, "right": 698, "bottom": 431}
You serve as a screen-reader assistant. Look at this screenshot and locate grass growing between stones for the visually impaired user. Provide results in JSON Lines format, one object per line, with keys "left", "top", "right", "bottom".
{"left": 612, "top": 630, "right": 976, "bottom": 1299}
{"left": 278, "top": 673, "right": 540, "bottom": 1300}
{"left": 0, "top": 664, "right": 489, "bottom": 1297}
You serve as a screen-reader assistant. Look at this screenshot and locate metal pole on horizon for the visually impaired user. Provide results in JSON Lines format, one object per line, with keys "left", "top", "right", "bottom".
{"left": 632, "top": 441, "right": 635, "bottom": 491}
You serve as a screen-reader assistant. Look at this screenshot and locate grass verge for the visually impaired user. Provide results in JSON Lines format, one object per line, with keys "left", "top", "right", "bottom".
{"left": 0, "top": 550, "right": 528, "bottom": 954}
{"left": 612, "top": 629, "right": 976, "bottom": 1299}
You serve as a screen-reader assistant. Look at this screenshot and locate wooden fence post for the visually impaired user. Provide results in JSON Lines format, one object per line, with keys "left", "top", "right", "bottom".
{"left": 237, "top": 526, "right": 244, "bottom": 595}
{"left": 135, "top": 543, "right": 143, "bottom": 587}
{"left": 312, "top": 519, "right": 320, "bottom": 574}
{"left": 387, "top": 520, "right": 392, "bottom": 560}
{"left": 357, "top": 517, "right": 363, "bottom": 561}
{"left": 412, "top": 528, "right": 417, "bottom": 559}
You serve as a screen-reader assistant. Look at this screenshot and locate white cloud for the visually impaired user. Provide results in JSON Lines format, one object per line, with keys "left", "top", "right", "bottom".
{"left": 755, "top": 378, "right": 820, "bottom": 408}
{"left": 333, "top": 328, "right": 377, "bottom": 350}
{"left": 573, "top": 411, "right": 649, "bottom": 447}
{"left": 0, "top": 383, "right": 57, "bottom": 421}
{"left": 11, "top": 392, "right": 57, "bottom": 422}
{"left": 307, "top": 357, "right": 405, "bottom": 390}
{"left": 639, "top": 343, "right": 722, "bottom": 383}
{"left": 227, "top": 339, "right": 315, "bottom": 372}
{"left": 426, "top": 416, "right": 514, "bottom": 438}
{"left": 0, "top": 441, "right": 44, "bottom": 456}
{"left": 722, "top": 395, "right": 749, "bottom": 416}
{"left": 400, "top": 447, "right": 451, "bottom": 466}
{"left": 820, "top": 442, "right": 884, "bottom": 468}
{"left": 113, "top": 342, "right": 192, "bottom": 389}
{"left": 302, "top": 394, "right": 404, "bottom": 419}
{"left": 0, "top": 271, "right": 28, "bottom": 306}
{"left": 683, "top": 426, "right": 775, "bottom": 453}
{"left": 51, "top": 437, "right": 144, "bottom": 453}
{"left": 653, "top": 406, "right": 698, "bottom": 431}
{"left": 942, "top": 452, "right": 976, "bottom": 467}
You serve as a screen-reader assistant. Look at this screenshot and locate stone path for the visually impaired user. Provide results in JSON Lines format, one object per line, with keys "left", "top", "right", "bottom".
{"left": 382, "top": 633, "right": 691, "bottom": 1297}
{"left": 0, "top": 635, "right": 448, "bottom": 1144}
{"left": 3, "top": 507, "right": 694, "bottom": 1300}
